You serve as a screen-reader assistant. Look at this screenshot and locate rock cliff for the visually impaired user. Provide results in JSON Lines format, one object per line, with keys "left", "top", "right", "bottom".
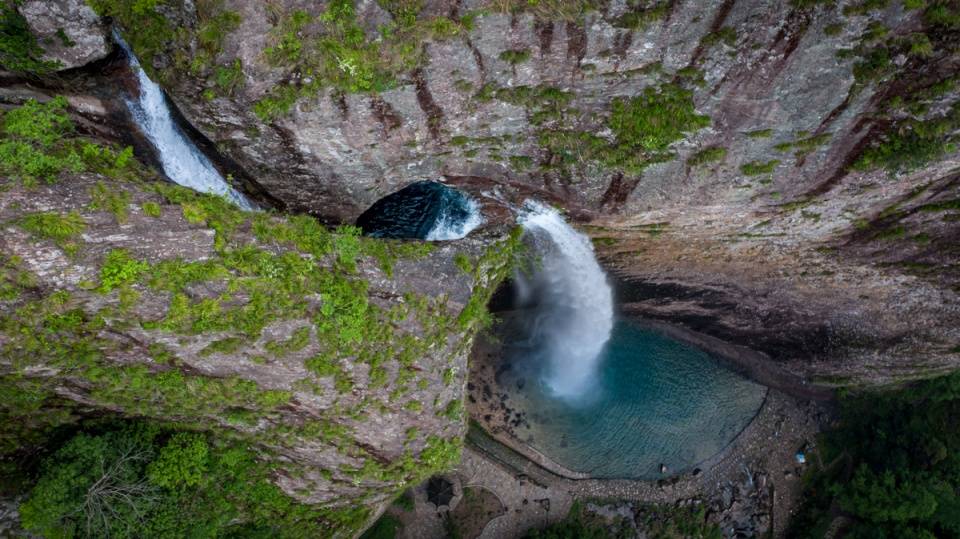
{"left": 88, "top": 0, "right": 959, "bottom": 384}
{"left": 0, "top": 98, "right": 517, "bottom": 534}
{"left": 2, "top": 0, "right": 960, "bottom": 535}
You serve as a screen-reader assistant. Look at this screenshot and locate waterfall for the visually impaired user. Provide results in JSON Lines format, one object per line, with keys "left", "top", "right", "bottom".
{"left": 515, "top": 201, "right": 614, "bottom": 399}
{"left": 113, "top": 33, "right": 254, "bottom": 210}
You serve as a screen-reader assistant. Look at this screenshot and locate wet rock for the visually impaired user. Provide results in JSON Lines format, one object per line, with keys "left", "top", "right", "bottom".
{"left": 19, "top": 0, "right": 111, "bottom": 70}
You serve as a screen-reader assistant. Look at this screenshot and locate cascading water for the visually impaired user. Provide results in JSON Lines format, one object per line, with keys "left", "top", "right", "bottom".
{"left": 113, "top": 33, "right": 254, "bottom": 210}
{"left": 515, "top": 201, "right": 614, "bottom": 399}
{"left": 425, "top": 194, "right": 484, "bottom": 241}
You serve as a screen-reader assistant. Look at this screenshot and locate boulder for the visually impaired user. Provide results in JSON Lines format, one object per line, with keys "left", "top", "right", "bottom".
{"left": 19, "top": 0, "right": 111, "bottom": 70}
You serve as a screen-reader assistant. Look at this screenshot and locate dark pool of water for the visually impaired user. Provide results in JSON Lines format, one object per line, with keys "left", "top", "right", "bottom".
{"left": 499, "top": 320, "right": 766, "bottom": 479}
{"left": 355, "top": 181, "right": 477, "bottom": 239}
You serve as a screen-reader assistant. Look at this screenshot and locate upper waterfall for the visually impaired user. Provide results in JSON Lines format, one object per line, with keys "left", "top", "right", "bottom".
{"left": 515, "top": 201, "right": 614, "bottom": 399}
{"left": 113, "top": 33, "right": 254, "bottom": 210}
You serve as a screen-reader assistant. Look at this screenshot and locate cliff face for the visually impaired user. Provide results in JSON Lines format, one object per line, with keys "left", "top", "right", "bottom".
{"left": 0, "top": 96, "right": 518, "bottom": 533}
{"left": 91, "top": 0, "right": 960, "bottom": 384}
{"left": 2, "top": 0, "right": 960, "bottom": 533}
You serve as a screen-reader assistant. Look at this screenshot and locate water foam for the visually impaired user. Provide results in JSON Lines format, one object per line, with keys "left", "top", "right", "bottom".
{"left": 425, "top": 192, "right": 484, "bottom": 241}
{"left": 516, "top": 201, "right": 614, "bottom": 399}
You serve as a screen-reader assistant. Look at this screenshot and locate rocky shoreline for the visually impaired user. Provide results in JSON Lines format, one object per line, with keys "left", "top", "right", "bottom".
{"left": 465, "top": 315, "right": 832, "bottom": 537}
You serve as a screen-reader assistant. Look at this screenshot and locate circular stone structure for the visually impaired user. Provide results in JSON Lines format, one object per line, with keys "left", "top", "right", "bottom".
{"left": 491, "top": 320, "right": 767, "bottom": 479}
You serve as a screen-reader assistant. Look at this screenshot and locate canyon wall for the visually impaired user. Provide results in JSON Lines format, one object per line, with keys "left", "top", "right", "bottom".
{"left": 95, "top": 0, "right": 959, "bottom": 385}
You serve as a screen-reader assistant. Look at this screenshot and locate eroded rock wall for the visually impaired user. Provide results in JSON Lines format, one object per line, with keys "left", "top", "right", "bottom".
{"left": 0, "top": 158, "right": 517, "bottom": 532}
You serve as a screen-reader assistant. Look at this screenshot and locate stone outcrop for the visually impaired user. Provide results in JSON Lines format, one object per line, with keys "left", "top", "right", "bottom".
{"left": 19, "top": 0, "right": 111, "bottom": 70}
{"left": 0, "top": 156, "right": 516, "bottom": 532}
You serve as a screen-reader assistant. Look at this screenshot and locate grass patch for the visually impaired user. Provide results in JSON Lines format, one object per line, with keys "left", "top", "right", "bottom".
{"left": 740, "top": 159, "right": 780, "bottom": 176}
{"left": 537, "top": 82, "right": 710, "bottom": 175}
{"left": 18, "top": 211, "right": 85, "bottom": 254}
{"left": 688, "top": 146, "right": 726, "bottom": 166}
{"left": 499, "top": 48, "right": 531, "bottom": 64}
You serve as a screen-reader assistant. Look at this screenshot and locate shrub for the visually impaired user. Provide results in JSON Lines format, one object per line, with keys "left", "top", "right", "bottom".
{"left": 19, "top": 211, "right": 86, "bottom": 245}
{"left": 787, "top": 371, "right": 960, "bottom": 538}
{"left": 19, "top": 422, "right": 330, "bottom": 538}
{"left": 98, "top": 249, "right": 149, "bottom": 293}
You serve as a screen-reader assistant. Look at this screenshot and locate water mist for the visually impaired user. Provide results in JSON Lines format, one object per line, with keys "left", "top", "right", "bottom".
{"left": 515, "top": 201, "right": 614, "bottom": 400}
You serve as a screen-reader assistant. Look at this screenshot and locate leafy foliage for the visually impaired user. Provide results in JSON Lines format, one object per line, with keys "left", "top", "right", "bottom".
{"left": 0, "top": 97, "right": 138, "bottom": 187}
{"left": 788, "top": 371, "right": 960, "bottom": 538}
{"left": 359, "top": 514, "right": 401, "bottom": 539}
{"left": 19, "top": 422, "right": 330, "bottom": 538}
{"left": 98, "top": 250, "right": 149, "bottom": 293}
{"left": 854, "top": 102, "right": 960, "bottom": 173}
{"left": 740, "top": 159, "right": 780, "bottom": 176}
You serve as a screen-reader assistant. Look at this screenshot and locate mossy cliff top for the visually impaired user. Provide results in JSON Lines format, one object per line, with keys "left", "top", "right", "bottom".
{"left": 0, "top": 98, "right": 521, "bottom": 536}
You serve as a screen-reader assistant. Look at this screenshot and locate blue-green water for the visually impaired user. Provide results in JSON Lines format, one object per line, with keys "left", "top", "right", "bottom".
{"left": 355, "top": 181, "right": 482, "bottom": 240}
{"left": 501, "top": 320, "right": 766, "bottom": 479}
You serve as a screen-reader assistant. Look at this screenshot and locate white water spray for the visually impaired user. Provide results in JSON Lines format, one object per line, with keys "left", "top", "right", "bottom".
{"left": 114, "top": 33, "right": 254, "bottom": 209}
{"left": 516, "top": 201, "right": 614, "bottom": 399}
{"left": 426, "top": 194, "right": 484, "bottom": 241}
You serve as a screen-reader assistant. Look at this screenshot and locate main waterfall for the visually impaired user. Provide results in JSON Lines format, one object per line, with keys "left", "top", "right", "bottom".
{"left": 515, "top": 201, "right": 614, "bottom": 399}
{"left": 114, "top": 34, "right": 254, "bottom": 209}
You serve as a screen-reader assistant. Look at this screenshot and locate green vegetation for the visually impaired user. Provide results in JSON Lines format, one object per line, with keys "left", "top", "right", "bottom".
{"left": 612, "top": 1, "right": 673, "bottom": 30}
{"left": 265, "top": 326, "right": 312, "bottom": 357}
{"left": 359, "top": 514, "right": 401, "bottom": 539}
{"left": 18, "top": 211, "right": 86, "bottom": 254}
{"left": 688, "top": 146, "right": 726, "bottom": 167}
{"left": 824, "top": 23, "right": 844, "bottom": 36}
{"left": 19, "top": 422, "right": 331, "bottom": 538}
{"left": 702, "top": 26, "right": 737, "bottom": 48}
{"left": 745, "top": 128, "right": 773, "bottom": 139}
{"left": 98, "top": 249, "right": 149, "bottom": 293}
{"left": 141, "top": 201, "right": 162, "bottom": 218}
{"left": 90, "top": 181, "right": 132, "bottom": 223}
{"left": 254, "top": 0, "right": 473, "bottom": 120}
{"left": 499, "top": 48, "right": 531, "bottom": 64}
{"left": 854, "top": 102, "right": 959, "bottom": 172}
{"left": 0, "top": 97, "right": 138, "bottom": 187}
{"left": 393, "top": 490, "right": 414, "bottom": 511}
{"left": 774, "top": 132, "right": 831, "bottom": 159}
{"left": 0, "top": 1, "right": 59, "bottom": 73}
{"left": 88, "top": 0, "right": 242, "bottom": 88}
{"left": 489, "top": 0, "right": 591, "bottom": 20}
{"left": 788, "top": 371, "right": 960, "bottom": 538}
{"left": 740, "top": 159, "right": 779, "bottom": 176}
{"left": 2, "top": 171, "right": 518, "bottom": 528}
{"left": 536, "top": 82, "right": 710, "bottom": 176}
{"left": 0, "top": 97, "right": 82, "bottom": 185}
